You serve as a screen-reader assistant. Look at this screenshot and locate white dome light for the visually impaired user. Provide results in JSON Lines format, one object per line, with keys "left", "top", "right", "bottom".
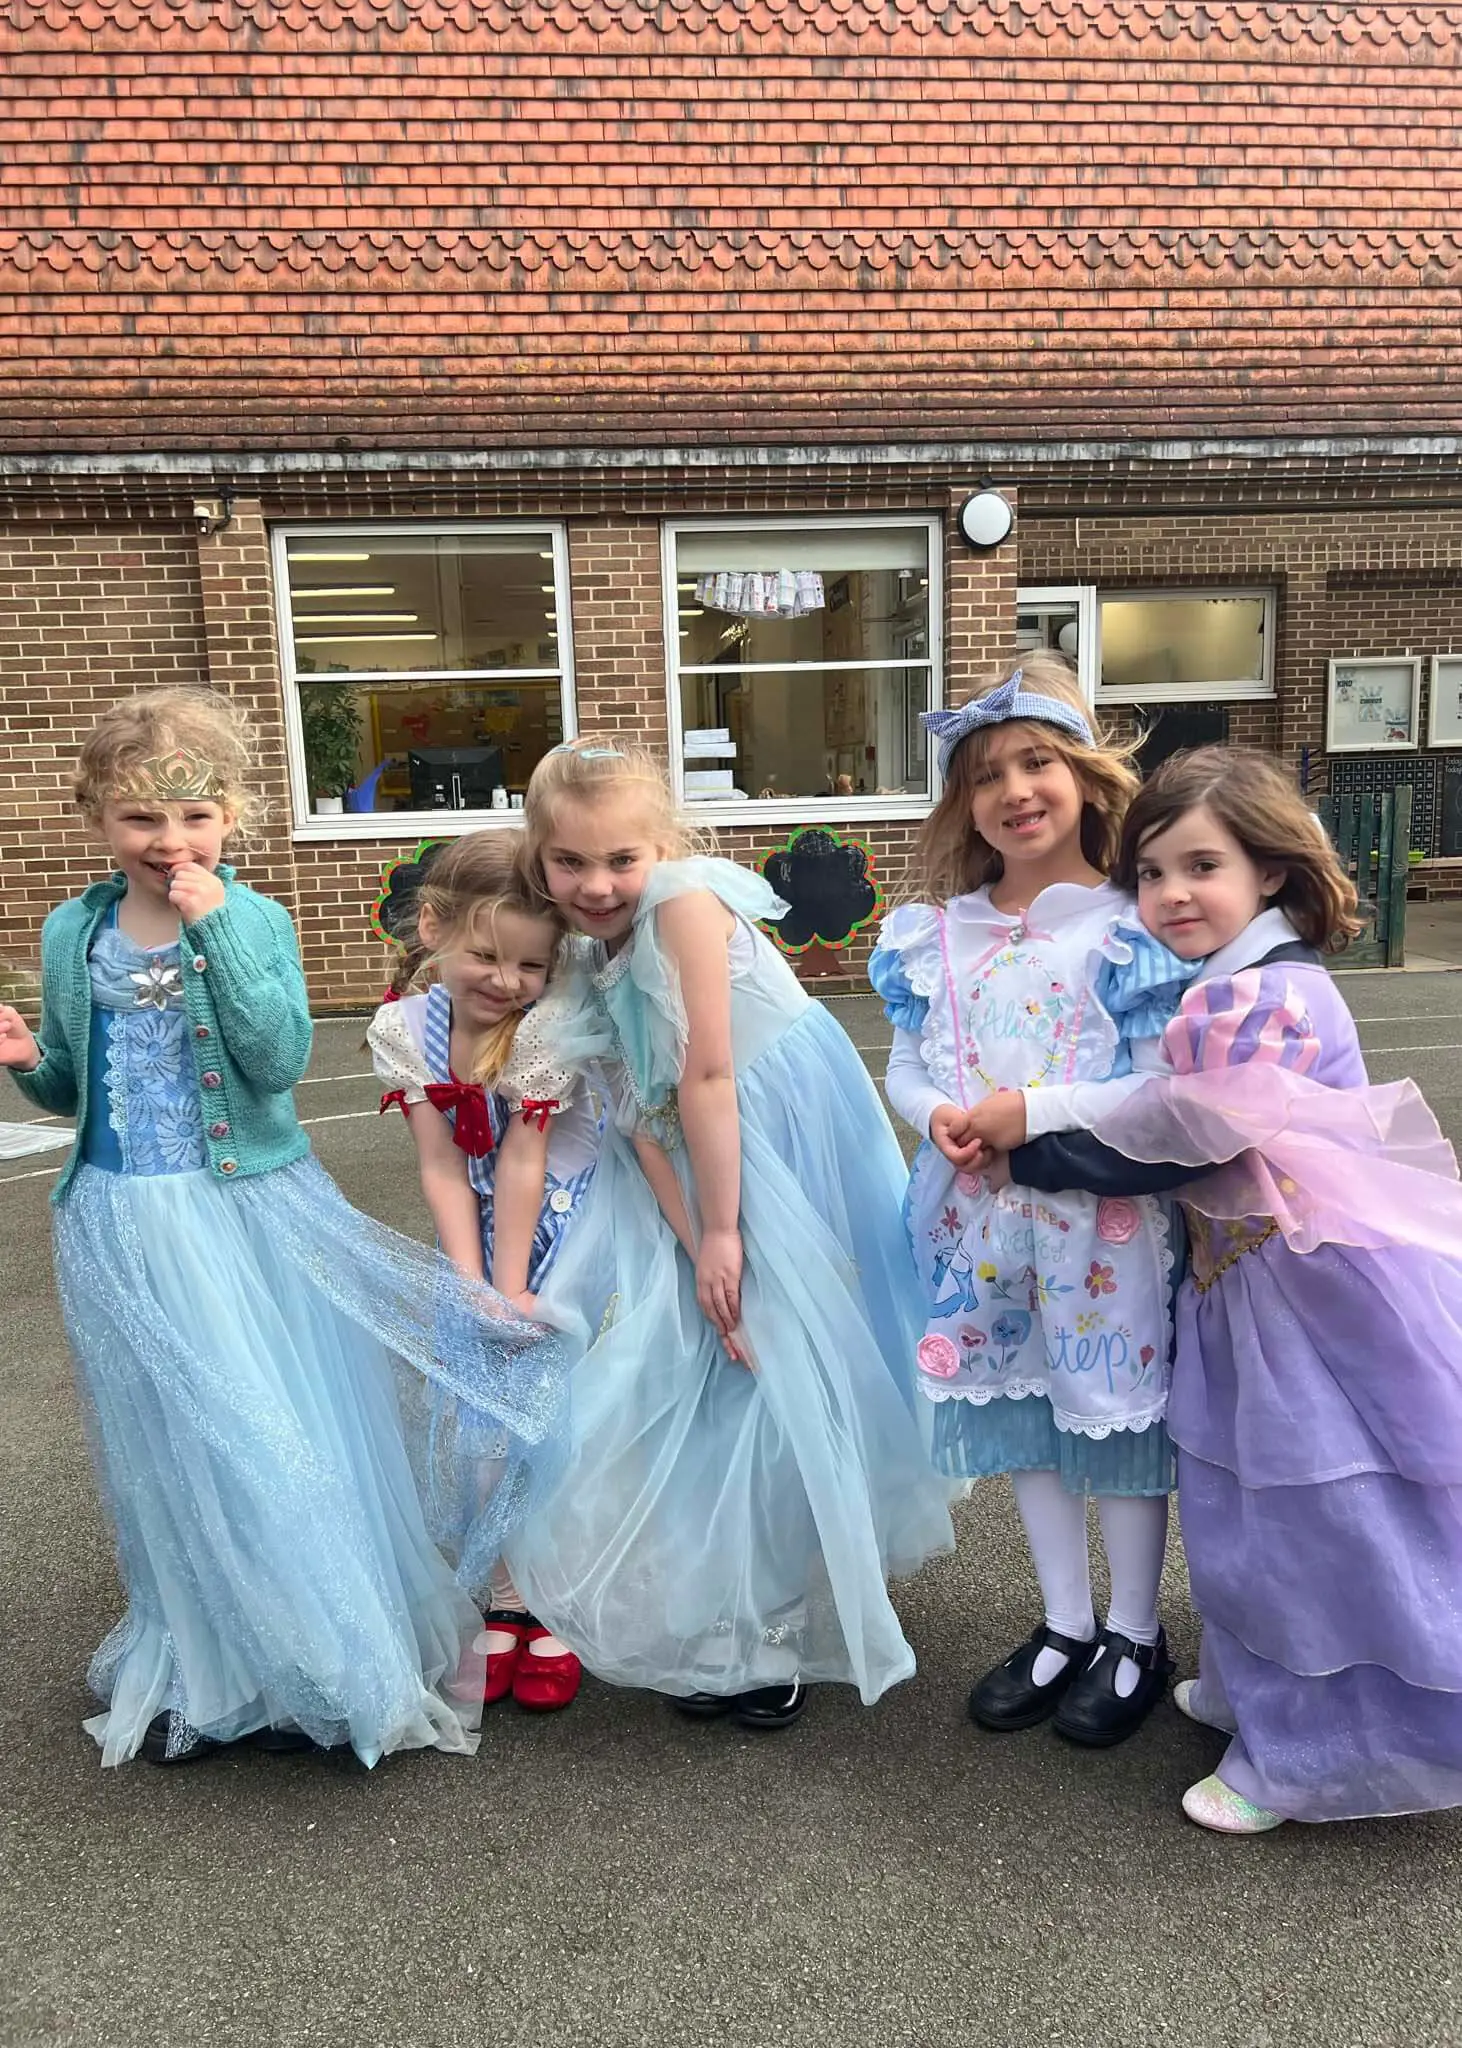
{"left": 957, "top": 490, "right": 1015, "bottom": 550}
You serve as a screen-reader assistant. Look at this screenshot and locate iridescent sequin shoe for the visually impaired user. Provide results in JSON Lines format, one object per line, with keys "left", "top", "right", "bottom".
{"left": 1173, "top": 1679, "right": 1237, "bottom": 1734}
{"left": 1181, "top": 1774, "right": 1285, "bottom": 1834}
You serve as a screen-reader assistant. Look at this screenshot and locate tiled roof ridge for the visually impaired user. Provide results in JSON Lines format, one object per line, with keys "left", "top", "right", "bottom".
{"left": 9, "top": 0, "right": 1462, "bottom": 45}
{"left": 3, "top": 227, "right": 1461, "bottom": 274}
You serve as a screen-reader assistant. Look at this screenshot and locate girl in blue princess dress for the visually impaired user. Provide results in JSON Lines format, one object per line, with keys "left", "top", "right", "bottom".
{"left": 0, "top": 690, "right": 556, "bottom": 1768}
{"left": 869, "top": 654, "right": 1178, "bottom": 1749}
{"left": 369, "top": 831, "right": 599, "bottom": 1714}
{"left": 487, "top": 738, "right": 954, "bottom": 1730}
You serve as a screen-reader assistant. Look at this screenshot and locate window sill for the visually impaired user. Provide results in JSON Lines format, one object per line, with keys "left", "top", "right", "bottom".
{"left": 1097, "top": 684, "right": 1277, "bottom": 707}
{"left": 674, "top": 795, "right": 934, "bottom": 829}
{"left": 291, "top": 810, "right": 525, "bottom": 843}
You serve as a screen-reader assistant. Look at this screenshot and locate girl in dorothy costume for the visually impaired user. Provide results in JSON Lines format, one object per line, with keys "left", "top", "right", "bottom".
{"left": 870, "top": 654, "right": 1180, "bottom": 1749}
{"left": 487, "top": 739, "right": 954, "bottom": 1731}
{"left": 0, "top": 690, "right": 559, "bottom": 1768}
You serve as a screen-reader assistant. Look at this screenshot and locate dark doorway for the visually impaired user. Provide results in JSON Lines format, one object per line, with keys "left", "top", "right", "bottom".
{"left": 1135, "top": 706, "right": 1230, "bottom": 778}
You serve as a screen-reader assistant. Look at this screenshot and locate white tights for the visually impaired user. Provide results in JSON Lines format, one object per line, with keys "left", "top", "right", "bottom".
{"left": 1010, "top": 1470, "right": 1168, "bottom": 1691}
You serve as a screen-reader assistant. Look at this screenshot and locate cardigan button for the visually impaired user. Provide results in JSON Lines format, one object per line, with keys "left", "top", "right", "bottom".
{"left": 200, "top": 1071, "right": 222, "bottom": 1089}
{"left": 549, "top": 1188, "right": 574, "bottom": 1215}
{"left": 219, "top": 1159, "right": 238, "bottom": 1175}
{"left": 208, "top": 1121, "right": 231, "bottom": 1140}
{"left": 192, "top": 954, "right": 207, "bottom": 972}
{"left": 194, "top": 1024, "right": 211, "bottom": 1041}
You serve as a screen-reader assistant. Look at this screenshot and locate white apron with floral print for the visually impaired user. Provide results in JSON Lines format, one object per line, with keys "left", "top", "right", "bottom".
{"left": 879, "top": 883, "right": 1173, "bottom": 1440}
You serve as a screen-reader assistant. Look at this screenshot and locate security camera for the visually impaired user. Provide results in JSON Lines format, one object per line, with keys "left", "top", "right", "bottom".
{"left": 192, "top": 498, "right": 225, "bottom": 535}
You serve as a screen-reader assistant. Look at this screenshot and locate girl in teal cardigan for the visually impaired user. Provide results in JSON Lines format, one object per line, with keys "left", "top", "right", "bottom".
{"left": 0, "top": 691, "right": 562, "bottom": 1768}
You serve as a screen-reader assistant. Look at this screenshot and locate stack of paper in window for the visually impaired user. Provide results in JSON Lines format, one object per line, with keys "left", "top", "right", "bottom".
{"left": 683, "top": 728, "right": 743, "bottom": 800}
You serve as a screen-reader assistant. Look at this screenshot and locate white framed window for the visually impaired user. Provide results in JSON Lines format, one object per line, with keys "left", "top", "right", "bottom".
{"left": 663, "top": 515, "right": 942, "bottom": 823}
{"left": 272, "top": 522, "right": 576, "bottom": 837}
{"left": 1096, "top": 589, "right": 1275, "bottom": 704}
{"left": 1015, "top": 586, "right": 1098, "bottom": 703}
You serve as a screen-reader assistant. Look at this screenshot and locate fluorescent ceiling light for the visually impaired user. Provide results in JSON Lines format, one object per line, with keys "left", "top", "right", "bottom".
{"left": 294, "top": 613, "right": 419, "bottom": 625}
{"left": 293, "top": 586, "right": 397, "bottom": 598}
{"left": 288, "top": 551, "right": 372, "bottom": 563}
{"left": 295, "top": 633, "right": 438, "bottom": 645}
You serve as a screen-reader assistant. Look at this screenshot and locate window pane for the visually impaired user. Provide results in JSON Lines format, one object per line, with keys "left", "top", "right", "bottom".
{"left": 1099, "top": 596, "right": 1267, "bottom": 693}
{"left": 299, "top": 678, "right": 564, "bottom": 813}
{"left": 677, "top": 549, "right": 929, "bottom": 671}
{"left": 286, "top": 533, "right": 560, "bottom": 677}
{"left": 680, "top": 666, "right": 931, "bottom": 802}
{"left": 1016, "top": 602, "right": 1082, "bottom": 664}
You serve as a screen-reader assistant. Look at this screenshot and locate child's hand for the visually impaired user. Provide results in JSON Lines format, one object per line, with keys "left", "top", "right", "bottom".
{"left": 506, "top": 1289, "right": 540, "bottom": 1320}
{"left": 929, "top": 1104, "right": 987, "bottom": 1170}
{"left": 0, "top": 1005, "right": 41, "bottom": 1071}
{"left": 696, "top": 1226, "right": 743, "bottom": 1345}
{"left": 963, "top": 1090, "right": 1028, "bottom": 1154}
{"left": 983, "top": 1150, "right": 1013, "bottom": 1194}
{"left": 167, "top": 861, "right": 227, "bottom": 923}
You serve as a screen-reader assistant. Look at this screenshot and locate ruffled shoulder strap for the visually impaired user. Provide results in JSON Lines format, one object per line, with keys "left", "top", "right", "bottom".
{"left": 611, "top": 858, "right": 786, "bottom": 1101}
{"left": 1095, "top": 920, "right": 1201, "bottom": 1043}
{"left": 868, "top": 901, "right": 943, "bottom": 1032}
{"left": 635, "top": 856, "right": 787, "bottom": 927}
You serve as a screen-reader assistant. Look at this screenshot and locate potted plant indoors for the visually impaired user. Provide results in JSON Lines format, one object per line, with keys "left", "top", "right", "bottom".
{"left": 300, "top": 684, "right": 363, "bottom": 816}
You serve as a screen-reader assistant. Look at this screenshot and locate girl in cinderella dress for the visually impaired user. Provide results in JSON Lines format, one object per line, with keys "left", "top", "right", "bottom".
{"left": 482, "top": 738, "right": 954, "bottom": 1731}
{"left": 0, "top": 689, "right": 558, "bottom": 1768}
{"left": 961, "top": 745, "right": 1462, "bottom": 1832}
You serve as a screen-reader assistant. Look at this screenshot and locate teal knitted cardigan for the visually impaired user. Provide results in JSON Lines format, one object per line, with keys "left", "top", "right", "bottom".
{"left": 12, "top": 866, "right": 314, "bottom": 1203}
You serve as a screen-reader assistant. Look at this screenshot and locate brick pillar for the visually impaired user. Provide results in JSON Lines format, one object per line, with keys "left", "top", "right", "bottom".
{"left": 944, "top": 485, "right": 1019, "bottom": 708}
{"left": 195, "top": 498, "right": 299, "bottom": 914}
{"left": 1281, "top": 566, "right": 1330, "bottom": 781}
{"left": 567, "top": 518, "right": 669, "bottom": 755}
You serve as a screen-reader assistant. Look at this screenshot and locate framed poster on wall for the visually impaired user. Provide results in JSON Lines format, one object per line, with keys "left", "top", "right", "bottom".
{"left": 1428, "top": 655, "right": 1462, "bottom": 749}
{"left": 1326, "top": 657, "right": 1421, "bottom": 753}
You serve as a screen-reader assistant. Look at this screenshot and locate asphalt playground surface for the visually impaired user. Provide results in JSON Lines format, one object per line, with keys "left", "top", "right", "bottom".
{"left": 5, "top": 972, "right": 1462, "bottom": 2048}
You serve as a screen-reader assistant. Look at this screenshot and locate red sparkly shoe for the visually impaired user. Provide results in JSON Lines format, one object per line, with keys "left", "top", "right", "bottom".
{"left": 450, "top": 1610, "right": 529, "bottom": 1706}
{"left": 512, "top": 1626, "right": 583, "bottom": 1712}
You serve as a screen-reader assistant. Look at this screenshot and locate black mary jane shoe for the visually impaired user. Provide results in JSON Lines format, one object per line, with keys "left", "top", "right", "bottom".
{"left": 733, "top": 1681, "right": 808, "bottom": 1732}
{"left": 139, "top": 1712, "right": 225, "bottom": 1767}
{"left": 967, "top": 1624, "right": 1097, "bottom": 1733}
{"left": 671, "top": 1691, "right": 740, "bottom": 1720}
{"left": 245, "top": 1725, "right": 321, "bottom": 1755}
{"left": 1052, "top": 1626, "right": 1173, "bottom": 1749}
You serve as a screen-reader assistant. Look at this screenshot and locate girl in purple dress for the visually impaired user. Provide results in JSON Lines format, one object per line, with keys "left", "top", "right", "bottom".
{"left": 960, "top": 747, "right": 1462, "bottom": 1833}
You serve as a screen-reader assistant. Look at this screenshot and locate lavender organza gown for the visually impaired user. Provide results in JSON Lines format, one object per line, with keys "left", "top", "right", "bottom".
{"left": 1063, "top": 941, "right": 1462, "bottom": 1821}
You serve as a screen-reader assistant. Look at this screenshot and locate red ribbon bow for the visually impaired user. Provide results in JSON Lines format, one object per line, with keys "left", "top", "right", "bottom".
{"left": 519, "top": 1098, "right": 560, "bottom": 1132}
{"left": 424, "top": 1079, "right": 496, "bottom": 1158}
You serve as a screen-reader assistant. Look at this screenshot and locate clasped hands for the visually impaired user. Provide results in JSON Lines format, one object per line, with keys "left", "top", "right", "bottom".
{"left": 929, "top": 1089, "right": 1028, "bottom": 1193}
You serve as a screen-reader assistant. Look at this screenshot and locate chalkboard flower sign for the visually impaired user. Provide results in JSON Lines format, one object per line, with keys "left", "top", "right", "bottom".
{"left": 371, "top": 838, "right": 446, "bottom": 950}
{"left": 756, "top": 827, "right": 884, "bottom": 955}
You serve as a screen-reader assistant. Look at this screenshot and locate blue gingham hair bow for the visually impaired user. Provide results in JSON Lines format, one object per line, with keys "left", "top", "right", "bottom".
{"left": 921, "top": 669, "right": 1095, "bottom": 779}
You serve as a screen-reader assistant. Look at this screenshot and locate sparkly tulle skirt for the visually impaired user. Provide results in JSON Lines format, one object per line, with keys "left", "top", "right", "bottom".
{"left": 55, "top": 1155, "right": 566, "bottom": 1768}
{"left": 502, "top": 1004, "right": 956, "bottom": 1705}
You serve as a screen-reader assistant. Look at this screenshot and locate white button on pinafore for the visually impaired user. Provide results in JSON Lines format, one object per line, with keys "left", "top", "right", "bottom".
{"left": 549, "top": 1188, "right": 574, "bottom": 1215}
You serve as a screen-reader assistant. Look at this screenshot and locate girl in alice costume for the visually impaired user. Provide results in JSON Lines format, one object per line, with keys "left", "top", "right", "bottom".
{"left": 870, "top": 655, "right": 1178, "bottom": 1749}
{"left": 0, "top": 691, "right": 555, "bottom": 1768}
{"left": 963, "top": 747, "right": 1462, "bottom": 1833}
{"left": 490, "top": 740, "right": 954, "bottom": 1731}
{"left": 369, "top": 832, "right": 599, "bottom": 1713}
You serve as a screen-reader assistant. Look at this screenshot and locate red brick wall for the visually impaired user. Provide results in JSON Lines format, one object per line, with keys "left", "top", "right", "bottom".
{"left": 0, "top": 523, "right": 210, "bottom": 979}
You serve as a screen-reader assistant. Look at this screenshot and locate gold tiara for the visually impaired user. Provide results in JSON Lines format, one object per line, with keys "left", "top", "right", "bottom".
{"left": 111, "top": 746, "right": 229, "bottom": 804}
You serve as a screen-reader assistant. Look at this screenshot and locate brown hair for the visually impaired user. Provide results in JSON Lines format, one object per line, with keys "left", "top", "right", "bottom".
{"left": 392, "top": 830, "right": 568, "bottom": 1085}
{"left": 1112, "top": 746, "right": 1363, "bottom": 953}
{"left": 75, "top": 688, "right": 262, "bottom": 837}
{"left": 521, "top": 737, "right": 715, "bottom": 901}
{"left": 909, "top": 651, "right": 1140, "bottom": 900}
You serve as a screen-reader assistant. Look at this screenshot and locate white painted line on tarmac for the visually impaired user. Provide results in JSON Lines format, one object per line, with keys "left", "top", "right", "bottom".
{"left": 1362, "top": 1043, "right": 1462, "bottom": 1057}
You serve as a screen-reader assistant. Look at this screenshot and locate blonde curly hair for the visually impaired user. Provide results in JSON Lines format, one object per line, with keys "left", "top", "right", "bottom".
{"left": 74, "top": 688, "right": 263, "bottom": 837}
